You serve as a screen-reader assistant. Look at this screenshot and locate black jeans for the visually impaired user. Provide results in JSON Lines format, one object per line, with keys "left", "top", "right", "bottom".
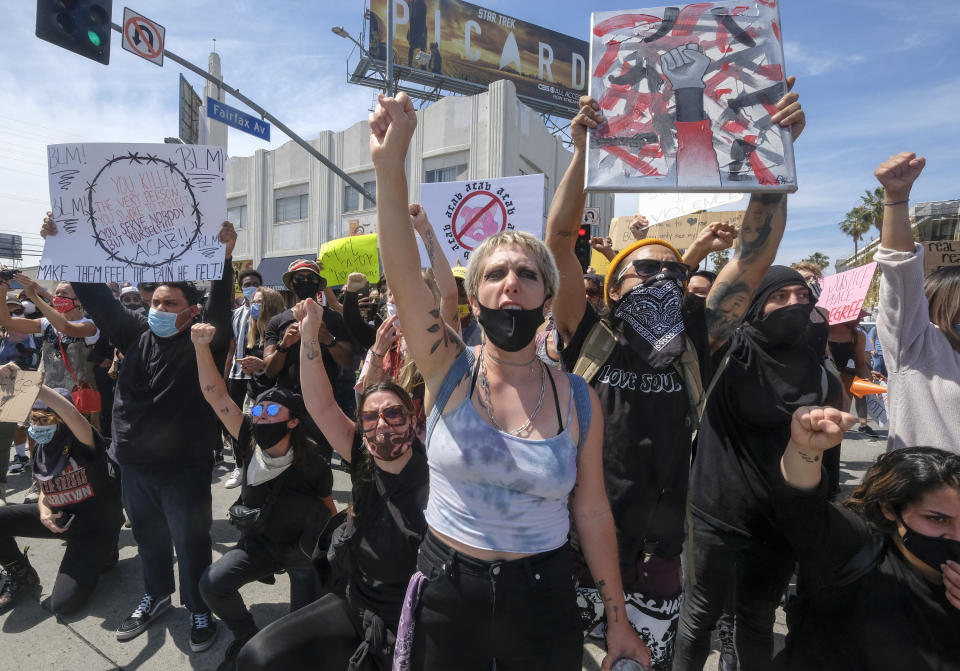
{"left": 673, "top": 513, "right": 795, "bottom": 671}
{"left": 121, "top": 463, "right": 213, "bottom": 613}
{"left": 237, "top": 592, "right": 364, "bottom": 671}
{"left": 410, "top": 531, "right": 582, "bottom": 671}
{"left": 199, "top": 534, "right": 318, "bottom": 639}
{"left": 0, "top": 501, "right": 122, "bottom": 614}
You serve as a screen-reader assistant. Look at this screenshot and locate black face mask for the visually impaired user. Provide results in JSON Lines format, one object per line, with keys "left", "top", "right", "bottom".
{"left": 899, "top": 517, "right": 960, "bottom": 571}
{"left": 364, "top": 423, "right": 415, "bottom": 462}
{"left": 251, "top": 421, "right": 291, "bottom": 450}
{"left": 291, "top": 276, "right": 321, "bottom": 300}
{"left": 753, "top": 302, "right": 827, "bottom": 349}
{"left": 475, "top": 300, "right": 546, "bottom": 352}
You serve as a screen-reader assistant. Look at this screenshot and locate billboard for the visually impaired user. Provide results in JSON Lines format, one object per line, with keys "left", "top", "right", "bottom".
{"left": 368, "top": 0, "right": 588, "bottom": 113}
{"left": 179, "top": 74, "right": 202, "bottom": 145}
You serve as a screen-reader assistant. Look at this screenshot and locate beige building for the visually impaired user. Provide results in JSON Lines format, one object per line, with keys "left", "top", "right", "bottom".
{"left": 224, "top": 79, "right": 612, "bottom": 285}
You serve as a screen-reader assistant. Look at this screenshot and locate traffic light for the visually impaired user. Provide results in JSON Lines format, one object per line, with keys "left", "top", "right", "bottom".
{"left": 36, "top": 0, "right": 112, "bottom": 65}
{"left": 575, "top": 224, "right": 592, "bottom": 272}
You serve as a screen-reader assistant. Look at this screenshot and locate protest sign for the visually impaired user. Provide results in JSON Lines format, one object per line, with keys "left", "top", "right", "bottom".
{"left": 319, "top": 233, "right": 380, "bottom": 286}
{"left": 923, "top": 241, "right": 960, "bottom": 276}
{"left": 0, "top": 370, "right": 42, "bottom": 424}
{"left": 418, "top": 174, "right": 545, "bottom": 266}
{"left": 609, "top": 210, "right": 744, "bottom": 250}
{"left": 817, "top": 262, "right": 878, "bottom": 324}
{"left": 586, "top": 2, "right": 796, "bottom": 193}
{"left": 639, "top": 192, "right": 744, "bottom": 224}
{"left": 41, "top": 143, "right": 228, "bottom": 284}
{"left": 590, "top": 249, "right": 611, "bottom": 275}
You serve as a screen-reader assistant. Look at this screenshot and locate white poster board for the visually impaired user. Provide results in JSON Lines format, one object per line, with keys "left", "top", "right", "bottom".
{"left": 41, "top": 143, "right": 227, "bottom": 284}
{"left": 638, "top": 192, "right": 744, "bottom": 224}
{"left": 417, "top": 174, "right": 545, "bottom": 266}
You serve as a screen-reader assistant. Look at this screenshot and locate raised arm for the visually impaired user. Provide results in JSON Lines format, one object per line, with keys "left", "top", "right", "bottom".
{"left": 36, "top": 384, "right": 95, "bottom": 448}
{"left": 293, "top": 299, "right": 356, "bottom": 462}
{"left": 14, "top": 274, "right": 96, "bottom": 339}
{"left": 781, "top": 406, "right": 855, "bottom": 490}
{"left": 203, "top": 222, "right": 238, "bottom": 364}
{"left": 411, "top": 204, "right": 459, "bottom": 331}
{"left": 371, "top": 92, "right": 461, "bottom": 393}
{"left": 877, "top": 151, "right": 926, "bottom": 252}
{"left": 704, "top": 77, "right": 805, "bottom": 352}
{"left": 191, "top": 323, "right": 243, "bottom": 439}
{"left": 681, "top": 221, "right": 738, "bottom": 270}
{"left": 544, "top": 96, "right": 596, "bottom": 343}
{"left": 0, "top": 278, "right": 41, "bottom": 334}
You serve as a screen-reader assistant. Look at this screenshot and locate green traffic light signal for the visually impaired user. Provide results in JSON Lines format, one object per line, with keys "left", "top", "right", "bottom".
{"left": 36, "top": 0, "right": 112, "bottom": 65}
{"left": 87, "top": 30, "right": 101, "bottom": 47}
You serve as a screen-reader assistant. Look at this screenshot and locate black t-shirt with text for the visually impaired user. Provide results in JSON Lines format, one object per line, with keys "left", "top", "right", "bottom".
{"left": 559, "top": 296, "right": 710, "bottom": 564}
{"left": 36, "top": 429, "right": 121, "bottom": 526}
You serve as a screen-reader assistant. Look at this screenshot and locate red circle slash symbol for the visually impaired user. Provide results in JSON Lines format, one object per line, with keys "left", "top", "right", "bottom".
{"left": 124, "top": 16, "right": 163, "bottom": 58}
{"left": 451, "top": 191, "right": 508, "bottom": 251}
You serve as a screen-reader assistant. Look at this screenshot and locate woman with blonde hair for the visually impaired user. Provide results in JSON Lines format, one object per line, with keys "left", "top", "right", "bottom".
{"left": 873, "top": 152, "right": 960, "bottom": 454}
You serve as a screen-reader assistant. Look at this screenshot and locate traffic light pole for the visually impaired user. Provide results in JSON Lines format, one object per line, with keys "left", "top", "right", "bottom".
{"left": 110, "top": 22, "right": 377, "bottom": 205}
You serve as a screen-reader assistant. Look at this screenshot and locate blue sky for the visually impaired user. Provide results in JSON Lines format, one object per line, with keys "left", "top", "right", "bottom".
{"left": 2, "top": 1, "right": 958, "bottom": 272}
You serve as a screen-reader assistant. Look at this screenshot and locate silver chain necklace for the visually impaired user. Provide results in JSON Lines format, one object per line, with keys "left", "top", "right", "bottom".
{"left": 478, "top": 348, "right": 545, "bottom": 436}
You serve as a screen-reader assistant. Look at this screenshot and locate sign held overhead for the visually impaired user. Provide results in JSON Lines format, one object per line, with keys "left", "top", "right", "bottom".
{"left": 121, "top": 7, "right": 165, "bottom": 66}
{"left": 206, "top": 98, "right": 271, "bottom": 141}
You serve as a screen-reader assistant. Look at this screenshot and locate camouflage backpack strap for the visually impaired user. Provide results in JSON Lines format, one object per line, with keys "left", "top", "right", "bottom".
{"left": 571, "top": 318, "right": 618, "bottom": 384}
{"left": 672, "top": 336, "right": 704, "bottom": 432}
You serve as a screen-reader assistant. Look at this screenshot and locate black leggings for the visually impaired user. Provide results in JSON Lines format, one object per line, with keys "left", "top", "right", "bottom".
{"left": 0, "top": 502, "right": 121, "bottom": 615}
{"left": 409, "top": 531, "right": 582, "bottom": 671}
{"left": 237, "top": 592, "right": 363, "bottom": 671}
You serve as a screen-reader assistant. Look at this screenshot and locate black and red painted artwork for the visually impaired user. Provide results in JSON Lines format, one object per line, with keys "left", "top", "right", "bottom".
{"left": 586, "top": 0, "right": 797, "bottom": 193}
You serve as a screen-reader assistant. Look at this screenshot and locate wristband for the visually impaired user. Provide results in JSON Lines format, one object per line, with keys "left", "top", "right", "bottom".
{"left": 884, "top": 199, "right": 909, "bottom": 206}
{"left": 370, "top": 350, "right": 385, "bottom": 359}
{"left": 276, "top": 345, "right": 289, "bottom": 353}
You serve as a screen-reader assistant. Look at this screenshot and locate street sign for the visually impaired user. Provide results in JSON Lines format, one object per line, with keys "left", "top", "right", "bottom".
{"left": 206, "top": 97, "right": 271, "bottom": 141}
{"left": 121, "top": 7, "right": 164, "bottom": 66}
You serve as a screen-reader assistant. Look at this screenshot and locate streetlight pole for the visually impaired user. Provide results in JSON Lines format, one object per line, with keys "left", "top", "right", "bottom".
{"left": 386, "top": 0, "right": 395, "bottom": 96}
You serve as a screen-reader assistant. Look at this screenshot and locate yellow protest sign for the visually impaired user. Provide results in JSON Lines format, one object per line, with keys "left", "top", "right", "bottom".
{"left": 318, "top": 233, "right": 380, "bottom": 286}
{"left": 590, "top": 249, "right": 611, "bottom": 275}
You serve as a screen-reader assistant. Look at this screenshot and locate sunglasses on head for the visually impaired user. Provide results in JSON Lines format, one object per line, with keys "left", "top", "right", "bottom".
{"left": 359, "top": 405, "right": 408, "bottom": 430}
{"left": 251, "top": 403, "right": 282, "bottom": 418}
{"left": 617, "top": 259, "right": 690, "bottom": 284}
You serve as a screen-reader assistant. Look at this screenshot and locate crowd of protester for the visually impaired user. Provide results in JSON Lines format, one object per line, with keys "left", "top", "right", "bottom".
{"left": 0, "top": 89, "right": 957, "bottom": 671}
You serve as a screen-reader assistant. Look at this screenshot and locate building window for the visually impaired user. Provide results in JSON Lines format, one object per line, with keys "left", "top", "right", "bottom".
{"left": 424, "top": 164, "right": 468, "bottom": 183}
{"left": 227, "top": 203, "right": 247, "bottom": 230}
{"left": 276, "top": 193, "right": 308, "bottom": 223}
{"left": 343, "top": 180, "right": 376, "bottom": 212}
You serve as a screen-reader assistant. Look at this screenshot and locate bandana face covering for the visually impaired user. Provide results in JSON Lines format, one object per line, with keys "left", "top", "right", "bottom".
{"left": 899, "top": 517, "right": 960, "bottom": 571}
{"left": 614, "top": 279, "right": 686, "bottom": 369}
{"left": 364, "top": 423, "right": 415, "bottom": 461}
{"left": 52, "top": 296, "right": 76, "bottom": 314}
{"left": 475, "top": 301, "right": 546, "bottom": 352}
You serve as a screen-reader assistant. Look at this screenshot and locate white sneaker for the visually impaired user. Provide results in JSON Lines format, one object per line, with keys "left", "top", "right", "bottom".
{"left": 224, "top": 468, "right": 242, "bottom": 489}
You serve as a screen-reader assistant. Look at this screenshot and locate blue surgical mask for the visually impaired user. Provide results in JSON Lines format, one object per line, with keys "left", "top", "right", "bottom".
{"left": 250, "top": 303, "right": 261, "bottom": 319}
{"left": 954, "top": 323, "right": 960, "bottom": 334}
{"left": 28, "top": 424, "right": 58, "bottom": 445}
{"left": 242, "top": 286, "right": 258, "bottom": 303}
{"left": 148, "top": 308, "right": 181, "bottom": 337}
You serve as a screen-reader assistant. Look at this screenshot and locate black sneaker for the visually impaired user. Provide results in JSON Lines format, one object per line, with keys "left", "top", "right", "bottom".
{"left": 8, "top": 455, "right": 29, "bottom": 475}
{"left": 215, "top": 633, "right": 255, "bottom": 671}
{"left": 858, "top": 424, "right": 877, "bottom": 436}
{"left": 116, "top": 594, "right": 171, "bottom": 641}
{"left": 190, "top": 610, "right": 218, "bottom": 652}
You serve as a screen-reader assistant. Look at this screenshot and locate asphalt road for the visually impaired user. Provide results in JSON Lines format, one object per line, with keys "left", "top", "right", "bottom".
{"left": 1, "top": 428, "right": 888, "bottom": 671}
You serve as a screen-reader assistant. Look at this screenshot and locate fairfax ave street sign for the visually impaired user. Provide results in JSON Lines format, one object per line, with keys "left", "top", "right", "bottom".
{"left": 206, "top": 98, "right": 270, "bottom": 141}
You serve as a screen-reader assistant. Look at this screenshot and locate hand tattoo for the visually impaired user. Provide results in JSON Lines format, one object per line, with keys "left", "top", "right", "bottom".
{"left": 797, "top": 450, "right": 820, "bottom": 463}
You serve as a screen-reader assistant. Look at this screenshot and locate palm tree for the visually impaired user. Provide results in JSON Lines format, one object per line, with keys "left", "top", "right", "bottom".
{"left": 859, "top": 186, "right": 886, "bottom": 233}
{"left": 840, "top": 205, "right": 873, "bottom": 258}
{"left": 801, "top": 252, "right": 830, "bottom": 270}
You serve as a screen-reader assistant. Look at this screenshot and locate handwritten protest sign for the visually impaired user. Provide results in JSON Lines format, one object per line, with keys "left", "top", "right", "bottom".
{"left": 319, "top": 233, "right": 380, "bottom": 286}
{"left": 418, "top": 175, "right": 545, "bottom": 266}
{"left": 0, "top": 370, "right": 42, "bottom": 424}
{"left": 923, "top": 241, "right": 960, "bottom": 276}
{"left": 590, "top": 249, "right": 611, "bottom": 275}
{"left": 816, "top": 262, "right": 878, "bottom": 324}
{"left": 639, "top": 193, "right": 744, "bottom": 224}
{"left": 609, "top": 210, "right": 745, "bottom": 250}
{"left": 41, "top": 143, "right": 227, "bottom": 284}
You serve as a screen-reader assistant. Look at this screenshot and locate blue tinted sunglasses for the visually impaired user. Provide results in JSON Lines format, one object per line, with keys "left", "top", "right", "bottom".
{"left": 251, "top": 403, "right": 281, "bottom": 418}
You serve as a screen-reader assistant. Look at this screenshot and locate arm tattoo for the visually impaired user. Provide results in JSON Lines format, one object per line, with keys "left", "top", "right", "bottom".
{"left": 736, "top": 194, "right": 785, "bottom": 263}
{"left": 422, "top": 228, "right": 443, "bottom": 266}
{"left": 218, "top": 405, "right": 232, "bottom": 416}
{"left": 554, "top": 230, "right": 573, "bottom": 237}
{"left": 427, "top": 308, "right": 464, "bottom": 355}
{"left": 596, "top": 579, "right": 613, "bottom": 604}
{"left": 203, "top": 384, "right": 216, "bottom": 392}
{"left": 304, "top": 338, "right": 320, "bottom": 361}
{"left": 797, "top": 450, "right": 820, "bottom": 463}
{"left": 705, "top": 280, "right": 751, "bottom": 344}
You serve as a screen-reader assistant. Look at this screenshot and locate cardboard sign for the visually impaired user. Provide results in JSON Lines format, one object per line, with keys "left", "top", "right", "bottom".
{"left": 0, "top": 370, "right": 42, "bottom": 424}
{"left": 41, "top": 143, "right": 228, "bottom": 284}
{"left": 608, "top": 210, "right": 745, "bottom": 250}
{"left": 590, "top": 249, "right": 611, "bottom": 275}
{"left": 923, "top": 241, "right": 960, "bottom": 276}
{"left": 817, "top": 262, "right": 878, "bottom": 324}
{"left": 318, "top": 233, "right": 380, "bottom": 286}
{"left": 586, "top": 2, "right": 796, "bottom": 193}
{"left": 418, "top": 174, "right": 545, "bottom": 266}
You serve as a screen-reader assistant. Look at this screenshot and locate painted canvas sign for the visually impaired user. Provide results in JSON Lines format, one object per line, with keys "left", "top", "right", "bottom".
{"left": 418, "top": 174, "right": 545, "bottom": 266}
{"left": 586, "top": 1, "right": 796, "bottom": 193}
{"left": 40, "top": 143, "right": 227, "bottom": 284}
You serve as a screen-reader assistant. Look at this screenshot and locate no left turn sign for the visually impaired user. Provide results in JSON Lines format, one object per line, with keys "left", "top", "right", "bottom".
{"left": 121, "top": 7, "right": 165, "bottom": 67}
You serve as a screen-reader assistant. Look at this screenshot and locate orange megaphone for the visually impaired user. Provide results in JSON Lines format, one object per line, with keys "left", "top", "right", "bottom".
{"left": 849, "top": 377, "right": 886, "bottom": 398}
